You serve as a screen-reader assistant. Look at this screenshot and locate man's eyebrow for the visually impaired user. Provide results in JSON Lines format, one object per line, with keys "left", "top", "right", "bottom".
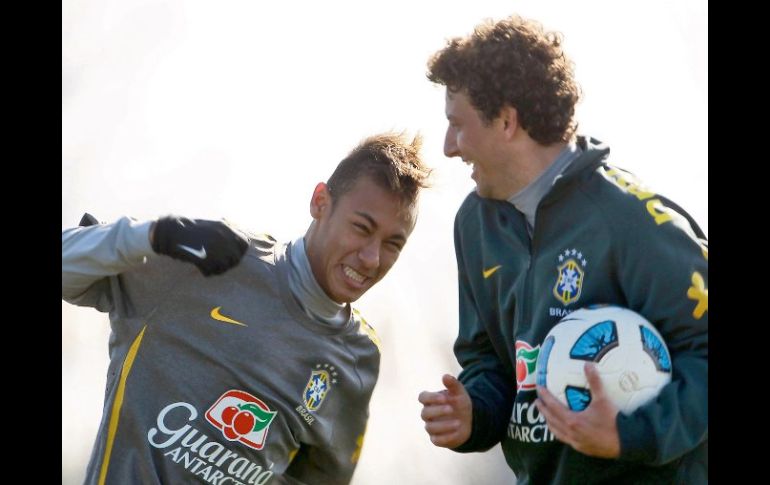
{"left": 354, "top": 211, "right": 377, "bottom": 228}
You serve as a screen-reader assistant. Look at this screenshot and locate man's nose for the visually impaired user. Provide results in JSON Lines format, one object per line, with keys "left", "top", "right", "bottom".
{"left": 358, "top": 240, "right": 380, "bottom": 270}
{"left": 444, "top": 129, "right": 459, "bottom": 158}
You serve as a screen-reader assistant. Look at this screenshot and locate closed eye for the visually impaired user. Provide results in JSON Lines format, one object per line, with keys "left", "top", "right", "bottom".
{"left": 353, "top": 222, "right": 370, "bottom": 234}
{"left": 385, "top": 240, "right": 404, "bottom": 252}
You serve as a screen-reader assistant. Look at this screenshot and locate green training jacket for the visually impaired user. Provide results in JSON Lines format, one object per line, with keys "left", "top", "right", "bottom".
{"left": 452, "top": 136, "right": 708, "bottom": 484}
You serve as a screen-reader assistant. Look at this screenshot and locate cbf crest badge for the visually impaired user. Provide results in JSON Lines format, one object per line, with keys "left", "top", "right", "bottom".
{"left": 553, "top": 248, "right": 587, "bottom": 305}
{"left": 303, "top": 364, "right": 338, "bottom": 412}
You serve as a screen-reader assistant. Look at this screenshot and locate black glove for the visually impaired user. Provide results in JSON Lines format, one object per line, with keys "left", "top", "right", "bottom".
{"left": 151, "top": 215, "right": 249, "bottom": 277}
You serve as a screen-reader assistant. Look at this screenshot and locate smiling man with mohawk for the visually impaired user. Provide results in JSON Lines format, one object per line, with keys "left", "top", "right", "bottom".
{"left": 62, "top": 131, "right": 430, "bottom": 485}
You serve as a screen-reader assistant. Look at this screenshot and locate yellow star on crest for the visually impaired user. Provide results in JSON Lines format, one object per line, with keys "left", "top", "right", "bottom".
{"left": 686, "top": 271, "right": 708, "bottom": 319}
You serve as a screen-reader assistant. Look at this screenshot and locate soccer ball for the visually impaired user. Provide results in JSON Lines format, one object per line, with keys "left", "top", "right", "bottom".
{"left": 535, "top": 305, "right": 672, "bottom": 414}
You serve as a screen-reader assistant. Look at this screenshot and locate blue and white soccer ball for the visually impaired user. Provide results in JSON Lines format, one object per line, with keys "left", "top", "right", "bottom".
{"left": 535, "top": 305, "right": 672, "bottom": 414}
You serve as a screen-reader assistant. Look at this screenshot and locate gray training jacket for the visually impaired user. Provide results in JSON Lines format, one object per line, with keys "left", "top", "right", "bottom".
{"left": 62, "top": 217, "right": 381, "bottom": 485}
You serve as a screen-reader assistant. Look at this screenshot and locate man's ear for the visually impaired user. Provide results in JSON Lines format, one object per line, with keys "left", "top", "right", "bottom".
{"left": 500, "top": 105, "right": 519, "bottom": 140}
{"left": 310, "top": 182, "right": 332, "bottom": 220}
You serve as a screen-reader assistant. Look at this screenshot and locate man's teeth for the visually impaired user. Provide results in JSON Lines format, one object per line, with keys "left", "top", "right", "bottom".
{"left": 344, "top": 266, "right": 365, "bottom": 283}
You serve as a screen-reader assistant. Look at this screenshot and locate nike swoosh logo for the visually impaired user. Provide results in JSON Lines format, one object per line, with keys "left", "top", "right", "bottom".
{"left": 210, "top": 306, "right": 247, "bottom": 326}
{"left": 178, "top": 244, "right": 207, "bottom": 259}
{"left": 483, "top": 265, "right": 502, "bottom": 279}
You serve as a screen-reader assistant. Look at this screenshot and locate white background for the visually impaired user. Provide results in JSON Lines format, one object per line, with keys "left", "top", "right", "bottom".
{"left": 62, "top": 1, "right": 707, "bottom": 483}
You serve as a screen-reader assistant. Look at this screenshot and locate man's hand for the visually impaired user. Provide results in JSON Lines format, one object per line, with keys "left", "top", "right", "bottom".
{"left": 151, "top": 215, "right": 249, "bottom": 277}
{"left": 535, "top": 362, "right": 621, "bottom": 458}
{"left": 418, "top": 374, "right": 473, "bottom": 448}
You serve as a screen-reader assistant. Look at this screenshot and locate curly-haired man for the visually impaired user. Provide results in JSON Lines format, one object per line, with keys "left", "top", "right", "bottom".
{"left": 418, "top": 15, "right": 707, "bottom": 484}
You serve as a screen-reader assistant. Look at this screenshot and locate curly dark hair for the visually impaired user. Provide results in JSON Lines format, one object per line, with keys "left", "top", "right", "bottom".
{"left": 327, "top": 132, "right": 432, "bottom": 209}
{"left": 427, "top": 15, "right": 581, "bottom": 145}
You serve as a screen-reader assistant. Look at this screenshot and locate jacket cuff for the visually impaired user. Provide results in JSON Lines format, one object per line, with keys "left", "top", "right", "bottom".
{"left": 452, "top": 393, "right": 504, "bottom": 453}
{"left": 128, "top": 219, "right": 155, "bottom": 256}
{"left": 616, "top": 412, "right": 656, "bottom": 463}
